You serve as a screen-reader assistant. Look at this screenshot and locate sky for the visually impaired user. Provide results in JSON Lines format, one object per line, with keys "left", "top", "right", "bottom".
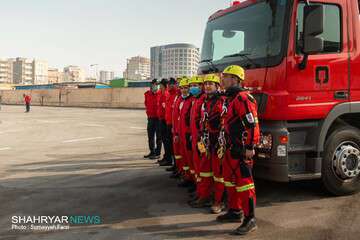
{"left": 0, "top": 0, "right": 228, "bottom": 77}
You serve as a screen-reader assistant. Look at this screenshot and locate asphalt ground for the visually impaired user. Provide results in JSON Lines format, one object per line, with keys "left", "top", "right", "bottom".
{"left": 0, "top": 105, "right": 359, "bottom": 240}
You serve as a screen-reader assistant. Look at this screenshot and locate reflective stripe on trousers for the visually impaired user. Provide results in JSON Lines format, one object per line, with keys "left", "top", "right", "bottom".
{"left": 199, "top": 172, "right": 213, "bottom": 178}
{"left": 236, "top": 183, "right": 255, "bottom": 192}
{"left": 213, "top": 176, "right": 224, "bottom": 183}
{"left": 224, "top": 181, "right": 236, "bottom": 187}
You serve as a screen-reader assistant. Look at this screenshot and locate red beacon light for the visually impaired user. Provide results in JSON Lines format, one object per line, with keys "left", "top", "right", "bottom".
{"left": 232, "top": 1, "right": 241, "bottom": 6}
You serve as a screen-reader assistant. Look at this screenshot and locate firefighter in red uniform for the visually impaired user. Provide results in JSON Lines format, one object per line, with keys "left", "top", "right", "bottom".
{"left": 144, "top": 79, "right": 162, "bottom": 159}
{"left": 163, "top": 78, "right": 179, "bottom": 169}
{"left": 178, "top": 77, "right": 194, "bottom": 187}
{"left": 216, "top": 65, "right": 260, "bottom": 235}
{"left": 195, "top": 74, "right": 225, "bottom": 213}
{"left": 170, "top": 77, "right": 183, "bottom": 178}
{"left": 172, "top": 77, "right": 188, "bottom": 179}
{"left": 157, "top": 79, "right": 172, "bottom": 166}
{"left": 187, "top": 76, "right": 208, "bottom": 206}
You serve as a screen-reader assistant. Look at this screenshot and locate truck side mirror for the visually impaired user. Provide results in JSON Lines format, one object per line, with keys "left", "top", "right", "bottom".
{"left": 299, "top": 4, "right": 325, "bottom": 70}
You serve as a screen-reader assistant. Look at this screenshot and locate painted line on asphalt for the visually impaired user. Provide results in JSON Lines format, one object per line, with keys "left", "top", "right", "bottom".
{"left": 130, "top": 127, "right": 146, "bottom": 130}
{"left": 0, "top": 147, "right": 11, "bottom": 151}
{"left": 0, "top": 130, "right": 20, "bottom": 134}
{"left": 81, "top": 123, "right": 105, "bottom": 127}
{"left": 62, "top": 137, "right": 105, "bottom": 143}
{"left": 37, "top": 120, "right": 62, "bottom": 124}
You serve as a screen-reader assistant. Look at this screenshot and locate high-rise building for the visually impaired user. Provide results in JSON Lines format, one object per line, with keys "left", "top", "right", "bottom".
{"left": 123, "top": 56, "right": 150, "bottom": 81}
{"left": 13, "top": 58, "right": 34, "bottom": 85}
{"left": 12, "top": 58, "right": 49, "bottom": 85}
{"left": 150, "top": 46, "right": 163, "bottom": 80}
{"left": 48, "top": 68, "right": 64, "bottom": 84}
{"left": 33, "top": 60, "right": 48, "bottom": 85}
{"left": 0, "top": 58, "right": 13, "bottom": 83}
{"left": 150, "top": 43, "right": 200, "bottom": 79}
{"left": 99, "top": 70, "right": 115, "bottom": 83}
{"left": 63, "top": 65, "right": 85, "bottom": 82}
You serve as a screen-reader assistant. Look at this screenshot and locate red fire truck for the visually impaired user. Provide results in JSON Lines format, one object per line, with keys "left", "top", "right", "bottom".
{"left": 199, "top": 0, "right": 360, "bottom": 195}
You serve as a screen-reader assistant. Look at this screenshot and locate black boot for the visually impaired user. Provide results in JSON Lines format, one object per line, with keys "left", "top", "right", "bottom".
{"left": 187, "top": 195, "right": 198, "bottom": 205}
{"left": 188, "top": 191, "right": 197, "bottom": 199}
{"left": 166, "top": 166, "right": 176, "bottom": 172}
{"left": 157, "top": 158, "right": 166, "bottom": 164}
{"left": 144, "top": 152, "right": 154, "bottom": 158}
{"left": 233, "top": 217, "right": 257, "bottom": 235}
{"left": 169, "top": 172, "right": 180, "bottom": 179}
{"left": 150, "top": 154, "right": 160, "bottom": 159}
{"left": 187, "top": 184, "right": 196, "bottom": 193}
{"left": 216, "top": 209, "right": 243, "bottom": 223}
{"left": 159, "top": 160, "right": 172, "bottom": 166}
{"left": 178, "top": 179, "right": 192, "bottom": 188}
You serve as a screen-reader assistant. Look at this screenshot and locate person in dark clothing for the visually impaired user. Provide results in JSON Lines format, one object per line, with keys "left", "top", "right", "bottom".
{"left": 144, "top": 79, "right": 162, "bottom": 159}
{"left": 23, "top": 94, "right": 31, "bottom": 113}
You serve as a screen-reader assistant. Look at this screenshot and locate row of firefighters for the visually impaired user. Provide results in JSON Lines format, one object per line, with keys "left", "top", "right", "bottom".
{"left": 144, "top": 65, "right": 260, "bottom": 235}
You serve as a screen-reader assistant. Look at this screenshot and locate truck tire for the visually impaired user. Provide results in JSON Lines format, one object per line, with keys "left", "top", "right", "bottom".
{"left": 322, "top": 126, "right": 360, "bottom": 195}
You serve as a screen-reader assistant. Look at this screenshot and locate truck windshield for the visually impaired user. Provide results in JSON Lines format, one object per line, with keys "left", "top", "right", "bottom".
{"left": 201, "top": 0, "right": 289, "bottom": 69}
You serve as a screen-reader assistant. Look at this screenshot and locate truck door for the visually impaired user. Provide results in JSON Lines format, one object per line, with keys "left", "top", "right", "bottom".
{"left": 287, "top": 0, "right": 349, "bottom": 120}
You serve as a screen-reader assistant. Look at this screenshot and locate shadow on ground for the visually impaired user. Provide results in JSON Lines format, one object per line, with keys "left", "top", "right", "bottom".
{"left": 0, "top": 152, "right": 355, "bottom": 240}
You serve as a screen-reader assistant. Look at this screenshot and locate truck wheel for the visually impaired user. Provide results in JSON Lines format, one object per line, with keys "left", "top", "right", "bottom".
{"left": 322, "top": 126, "right": 360, "bottom": 195}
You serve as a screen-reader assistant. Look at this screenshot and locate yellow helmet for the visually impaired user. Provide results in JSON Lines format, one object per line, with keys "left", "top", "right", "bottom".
{"left": 204, "top": 74, "right": 221, "bottom": 84}
{"left": 223, "top": 65, "right": 245, "bottom": 81}
{"left": 189, "top": 75, "right": 204, "bottom": 85}
{"left": 179, "top": 77, "right": 189, "bottom": 87}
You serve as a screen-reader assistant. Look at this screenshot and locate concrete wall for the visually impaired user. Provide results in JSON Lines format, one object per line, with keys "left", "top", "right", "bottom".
{"left": 0, "top": 88, "right": 147, "bottom": 109}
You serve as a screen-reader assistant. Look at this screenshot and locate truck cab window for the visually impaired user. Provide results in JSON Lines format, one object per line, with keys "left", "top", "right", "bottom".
{"left": 200, "top": 0, "right": 289, "bottom": 68}
{"left": 296, "top": 3, "right": 341, "bottom": 54}
{"left": 212, "top": 30, "right": 245, "bottom": 61}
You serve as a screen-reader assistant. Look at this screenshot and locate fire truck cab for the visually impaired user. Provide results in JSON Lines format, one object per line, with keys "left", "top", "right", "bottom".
{"left": 199, "top": 0, "right": 360, "bottom": 195}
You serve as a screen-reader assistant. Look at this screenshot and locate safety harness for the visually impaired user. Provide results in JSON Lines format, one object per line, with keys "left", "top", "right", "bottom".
{"left": 197, "top": 99, "right": 210, "bottom": 157}
{"left": 219, "top": 91, "right": 249, "bottom": 186}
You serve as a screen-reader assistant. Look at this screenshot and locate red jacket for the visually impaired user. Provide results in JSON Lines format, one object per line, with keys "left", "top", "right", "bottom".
{"left": 179, "top": 95, "right": 193, "bottom": 149}
{"left": 200, "top": 94, "right": 225, "bottom": 148}
{"left": 24, "top": 95, "right": 31, "bottom": 104}
{"left": 144, "top": 90, "right": 158, "bottom": 118}
{"left": 224, "top": 89, "right": 260, "bottom": 152}
{"left": 190, "top": 94, "right": 206, "bottom": 146}
{"left": 157, "top": 90, "right": 168, "bottom": 120}
{"left": 172, "top": 95, "right": 183, "bottom": 136}
{"left": 165, "top": 88, "right": 178, "bottom": 125}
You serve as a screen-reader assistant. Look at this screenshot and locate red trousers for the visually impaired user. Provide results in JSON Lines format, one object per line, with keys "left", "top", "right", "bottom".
{"left": 173, "top": 136, "right": 183, "bottom": 173}
{"left": 197, "top": 150, "right": 225, "bottom": 203}
{"left": 192, "top": 141, "right": 201, "bottom": 176}
{"left": 197, "top": 153, "right": 212, "bottom": 200}
{"left": 212, "top": 152, "right": 225, "bottom": 204}
{"left": 188, "top": 149, "right": 196, "bottom": 182}
{"left": 223, "top": 151, "right": 256, "bottom": 217}
{"left": 179, "top": 135, "right": 192, "bottom": 181}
